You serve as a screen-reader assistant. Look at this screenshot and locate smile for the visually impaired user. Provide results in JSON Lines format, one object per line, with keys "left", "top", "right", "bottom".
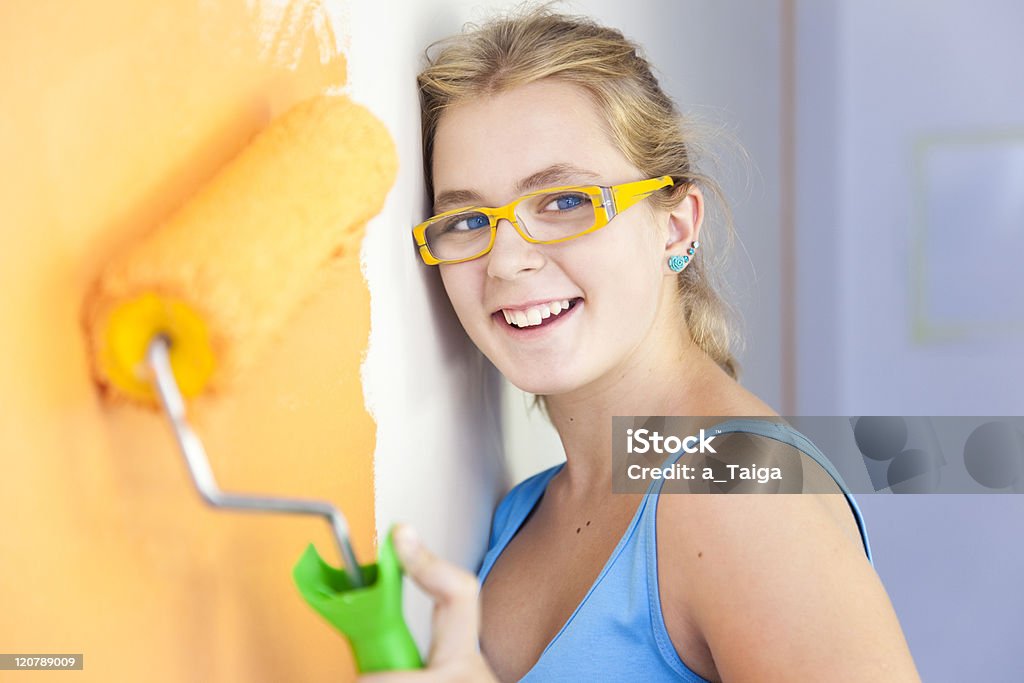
{"left": 493, "top": 297, "right": 583, "bottom": 332}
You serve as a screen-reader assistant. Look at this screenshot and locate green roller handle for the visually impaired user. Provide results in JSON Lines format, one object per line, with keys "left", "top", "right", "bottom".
{"left": 293, "top": 525, "right": 423, "bottom": 673}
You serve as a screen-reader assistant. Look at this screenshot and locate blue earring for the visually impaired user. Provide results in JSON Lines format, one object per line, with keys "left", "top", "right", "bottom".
{"left": 668, "top": 241, "right": 700, "bottom": 273}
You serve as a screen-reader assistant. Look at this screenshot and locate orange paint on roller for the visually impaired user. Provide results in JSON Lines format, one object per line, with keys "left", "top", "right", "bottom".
{"left": 83, "top": 94, "right": 397, "bottom": 403}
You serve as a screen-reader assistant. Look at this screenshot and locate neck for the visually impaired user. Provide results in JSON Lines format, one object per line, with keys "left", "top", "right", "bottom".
{"left": 543, "top": 294, "right": 734, "bottom": 498}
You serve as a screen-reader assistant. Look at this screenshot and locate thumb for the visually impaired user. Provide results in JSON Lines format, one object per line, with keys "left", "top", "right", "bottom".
{"left": 392, "top": 524, "right": 482, "bottom": 665}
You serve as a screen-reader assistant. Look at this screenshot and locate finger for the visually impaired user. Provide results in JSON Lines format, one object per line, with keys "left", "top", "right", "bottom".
{"left": 392, "top": 524, "right": 482, "bottom": 664}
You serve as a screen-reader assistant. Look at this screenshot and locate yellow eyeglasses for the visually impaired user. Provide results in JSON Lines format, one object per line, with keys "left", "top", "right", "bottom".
{"left": 412, "top": 175, "right": 675, "bottom": 265}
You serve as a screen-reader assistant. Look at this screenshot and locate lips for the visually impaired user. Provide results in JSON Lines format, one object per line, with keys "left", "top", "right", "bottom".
{"left": 493, "top": 297, "right": 583, "bottom": 333}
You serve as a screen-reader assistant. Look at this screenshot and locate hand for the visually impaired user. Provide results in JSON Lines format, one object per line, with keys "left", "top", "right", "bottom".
{"left": 359, "top": 524, "right": 499, "bottom": 683}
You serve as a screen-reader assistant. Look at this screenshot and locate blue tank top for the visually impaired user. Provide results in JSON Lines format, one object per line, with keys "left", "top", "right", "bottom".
{"left": 476, "top": 419, "right": 874, "bottom": 682}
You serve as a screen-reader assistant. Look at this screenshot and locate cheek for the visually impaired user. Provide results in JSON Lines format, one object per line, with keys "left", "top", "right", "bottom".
{"left": 439, "top": 265, "right": 482, "bottom": 320}
{"left": 574, "top": 221, "right": 664, "bottom": 327}
{"left": 438, "top": 267, "right": 461, "bottom": 309}
{"left": 580, "top": 218, "right": 662, "bottom": 286}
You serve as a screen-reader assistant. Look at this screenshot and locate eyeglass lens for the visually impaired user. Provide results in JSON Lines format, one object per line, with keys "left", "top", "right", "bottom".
{"left": 425, "top": 189, "right": 597, "bottom": 261}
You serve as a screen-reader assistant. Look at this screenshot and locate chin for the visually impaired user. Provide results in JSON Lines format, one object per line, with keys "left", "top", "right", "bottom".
{"left": 505, "top": 371, "right": 579, "bottom": 397}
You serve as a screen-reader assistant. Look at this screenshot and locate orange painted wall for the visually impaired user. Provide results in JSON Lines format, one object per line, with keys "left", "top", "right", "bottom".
{"left": 0, "top": 1, "right": 377, "bottom": 680}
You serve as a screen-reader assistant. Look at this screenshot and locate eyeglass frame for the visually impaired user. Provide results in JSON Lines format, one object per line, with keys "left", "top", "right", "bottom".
{"left": 412, "top": 175, "right": 677, "bottom": 265}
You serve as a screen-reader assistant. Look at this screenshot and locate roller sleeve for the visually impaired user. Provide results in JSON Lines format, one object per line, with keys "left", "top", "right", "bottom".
{"left": 82, "top": 95, "right": 398, "bottom": 403}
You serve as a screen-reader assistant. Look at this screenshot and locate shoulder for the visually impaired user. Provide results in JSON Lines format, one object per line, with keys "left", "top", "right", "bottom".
{"left": 655, "top": 492, "right": 919, "bottom": 682}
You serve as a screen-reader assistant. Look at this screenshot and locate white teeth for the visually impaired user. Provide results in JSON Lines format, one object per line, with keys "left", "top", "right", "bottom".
{"left": 502, "top": 298, "right": 577, "bottom": 328}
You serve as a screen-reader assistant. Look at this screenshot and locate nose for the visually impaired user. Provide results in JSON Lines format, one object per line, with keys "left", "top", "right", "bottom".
{"left": 485, "top": 217, "right": 544, "bottom": 280}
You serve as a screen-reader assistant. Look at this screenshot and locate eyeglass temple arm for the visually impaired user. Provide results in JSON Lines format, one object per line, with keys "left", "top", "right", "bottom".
{"left": 610, "top": 176, "right": 675, "bottom": 214}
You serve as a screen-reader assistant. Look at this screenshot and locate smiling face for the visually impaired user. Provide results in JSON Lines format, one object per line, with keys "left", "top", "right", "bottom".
{"left": 431, "top": 78, "right": 673, "bottom": 396}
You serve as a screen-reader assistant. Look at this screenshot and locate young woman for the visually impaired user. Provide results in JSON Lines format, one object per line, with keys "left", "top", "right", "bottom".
{"left": 365, "top": 7, "right": 921, "bottom": 683}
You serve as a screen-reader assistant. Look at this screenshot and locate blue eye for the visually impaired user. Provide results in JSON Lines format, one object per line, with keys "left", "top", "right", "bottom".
{"left": 543, "top": 193, "right": 588, "bottom": 212}
{"left": 441, "top": 213, "right": 490, "bottom": 232}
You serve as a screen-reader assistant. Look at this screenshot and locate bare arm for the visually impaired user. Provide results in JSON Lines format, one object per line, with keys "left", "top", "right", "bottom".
{"left": 657, "top": 492, "right": 921, "bottom": 682}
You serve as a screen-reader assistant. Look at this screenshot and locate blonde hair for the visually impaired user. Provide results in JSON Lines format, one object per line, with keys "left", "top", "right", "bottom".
{"left": 418, "top": 3, "right": 744, "bottom": 409}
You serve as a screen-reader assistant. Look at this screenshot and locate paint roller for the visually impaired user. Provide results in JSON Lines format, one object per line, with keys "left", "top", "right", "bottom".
{"left": 82, "top": 95, "right": 422, "bottom": 672}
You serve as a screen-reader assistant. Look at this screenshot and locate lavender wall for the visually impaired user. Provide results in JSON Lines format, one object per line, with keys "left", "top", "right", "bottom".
{"left": 798, "top": 0, "right": 1024, "bottom": 679}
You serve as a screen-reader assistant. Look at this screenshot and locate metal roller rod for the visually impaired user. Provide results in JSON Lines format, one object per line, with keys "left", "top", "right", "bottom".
{"left": 145, "top": 335, "right": 364, "bottom": 588}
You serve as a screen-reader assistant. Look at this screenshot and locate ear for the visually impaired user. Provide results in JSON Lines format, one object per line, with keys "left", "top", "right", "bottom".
{"left": 663, "top": 185, "right": 704, "bottom": 270}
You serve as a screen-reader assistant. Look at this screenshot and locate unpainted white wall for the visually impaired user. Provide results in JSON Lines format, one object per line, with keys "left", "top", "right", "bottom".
{"left": 805, "top": 1, "right": 1024, "bottom": 680}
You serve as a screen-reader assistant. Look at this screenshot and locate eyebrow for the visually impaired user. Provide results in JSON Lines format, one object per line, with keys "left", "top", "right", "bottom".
{"left": 433, "top": 163, "right": 603, "bottom": 213}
